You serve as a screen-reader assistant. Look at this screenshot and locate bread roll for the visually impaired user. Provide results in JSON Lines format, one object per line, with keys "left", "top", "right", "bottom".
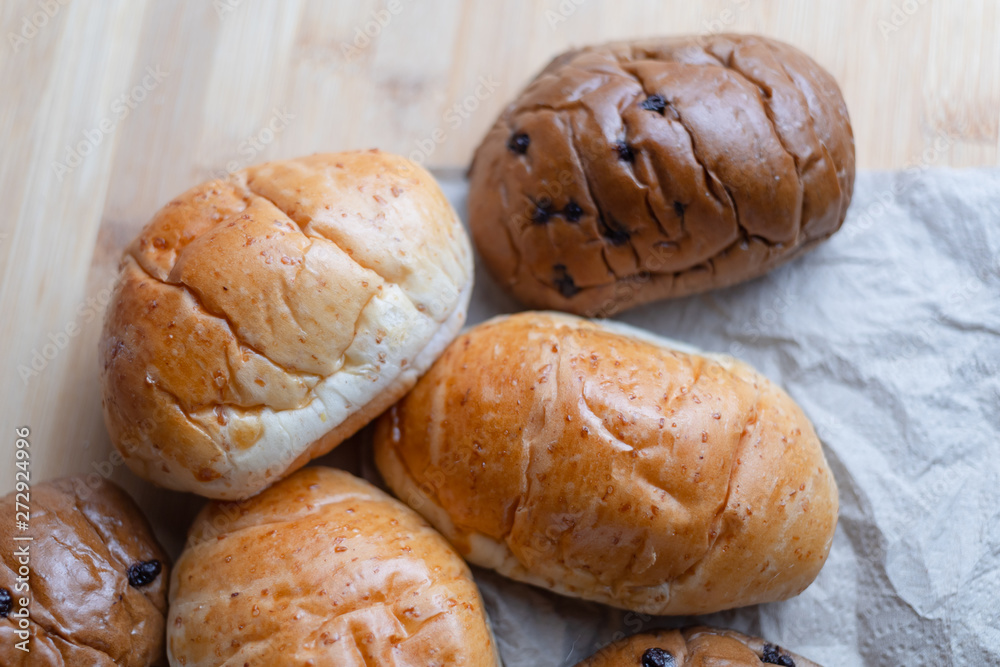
{"left": 100, "top": 151, "right": 473, "bottom": 500}
{"left": 167, "top": 466, "right": 501, "bottom": 666}
{"left": 0, "top": 476, "right": 169, "bottom": 666}
{"left": 374, "top": 312, "right": 838, "bottom": 615}
{"left": 468, "top": 34, "right": 854, "bottom": 316}
{"left": 576, "top": 627, "right": 819, "bottom": 666}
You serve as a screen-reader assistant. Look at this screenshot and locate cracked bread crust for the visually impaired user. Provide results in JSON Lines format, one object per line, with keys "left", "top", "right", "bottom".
{"left": 374, "top": 312, "right": 838, "bottom": 615}
{"left": 468, "top": 34, "right": 854, "bottom": 316}
{"left": 0, "top": 477, "right": 169, "bottom": 667}
{"left": 167, "top": 467, "right": 501, "bottom": 667}
{"left": 575, "top": 626, "right": 821, "bottom": 666}
{"left": 100, "top": 151, "right": 473, "bottom": 500}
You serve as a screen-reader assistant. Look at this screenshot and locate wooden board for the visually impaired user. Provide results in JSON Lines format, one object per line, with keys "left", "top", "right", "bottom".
{"left": 1, "top": 0, "right": 998, "bottom": 539}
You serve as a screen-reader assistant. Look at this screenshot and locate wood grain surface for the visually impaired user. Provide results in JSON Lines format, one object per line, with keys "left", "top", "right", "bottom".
{"left": 0, "top": 0, "right": 997, "bottom": 527}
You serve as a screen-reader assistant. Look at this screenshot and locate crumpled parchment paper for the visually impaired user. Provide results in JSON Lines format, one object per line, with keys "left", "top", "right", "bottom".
{"left": 426, "top": 168, "right": 1000, "bottom": 667}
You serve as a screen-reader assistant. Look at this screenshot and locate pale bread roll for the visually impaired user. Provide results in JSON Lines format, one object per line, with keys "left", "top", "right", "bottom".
{"left": 576, "top": 627, "right": 820, "bottom": 666}
{"left": 100, "top": 151, "right": 472, "bottom": 500}
{"left": 374, "top": 312, "right": 838, "bottom": 615}
{"left": 167, "top": 467, "right": 501, "bottom": 666}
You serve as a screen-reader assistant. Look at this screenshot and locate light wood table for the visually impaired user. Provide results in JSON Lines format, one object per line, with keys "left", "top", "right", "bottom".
{"left": 1, "top": 0, "right": 997, "bottom": 521}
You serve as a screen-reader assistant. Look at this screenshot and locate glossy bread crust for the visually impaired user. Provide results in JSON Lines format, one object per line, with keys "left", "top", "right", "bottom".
{"left": 576, "top": 626, "right": 821, "bottom": 666}
{"left": 469, "top": 34, "right": 854, "bottom": 315}
{"left": 167, "top": 467, "right": 501, "bottom": 666}
{"left": 100, "top": 151, "right": 473, "bottom": 500}
{"left": 375, "top": 312, "right": 838, "bottom": 615}
{"left": 0, "top": 477, "right": 169, "bottom": 666}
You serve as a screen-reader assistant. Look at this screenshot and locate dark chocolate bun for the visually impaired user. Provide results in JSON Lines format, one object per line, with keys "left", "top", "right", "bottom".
{"left": 575, "top": 626, "right": 821, "bottom": 666}
{"left": 0, "top": 477, "right": 169, "bottom": 666}
{"left": 469, "top": 34, "right": 854, "bottom": 316}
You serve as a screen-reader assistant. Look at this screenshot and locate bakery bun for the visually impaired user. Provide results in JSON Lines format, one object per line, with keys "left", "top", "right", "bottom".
{"left": 468, "top": 34, "right": 854, "bottom": 316}
{"left": 576, "top": 627, "right": 820, "bottom": 666}
{"left": 100, "top": 150, "right": 473, "bottom": 500}
{"left": 374, "top": 312, "right": 838, "bottom": 615}
{"left": 0, "top": 476, "right": 169, "bottom": 666}
{"left": 167, "top": 467, "right": 500, "bottom": 666}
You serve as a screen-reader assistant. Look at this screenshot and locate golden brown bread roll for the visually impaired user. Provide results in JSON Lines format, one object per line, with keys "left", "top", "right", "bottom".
{"left": 167, "top": 466, "right": 501, "bottom": 666}
{"left": 100, "top": 150, "right": 473, "bottom": 500}
{"left": 576, "top": 627, "right": 819, "bottom": 667}
{"left": 374, "top": 312, "right": 838, "bottom": 615}
{"left": 468, "top": 34, "right": 854, "bottom": 316}
{"left": 0, "top": 476, "right": 169, "bottom": 666}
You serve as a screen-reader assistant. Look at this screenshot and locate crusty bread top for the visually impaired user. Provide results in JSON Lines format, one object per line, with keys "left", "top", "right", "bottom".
{"left": 100, "top": 150, "right": 472, "bottom": 499}
{"left": 576, "top": 626, "right": 821, "bottom": 666}
{"left": 375, "top": 312, "right": 838, "bottom": 615}
{"left": 168, "top": 467, "right": 500, "bottom": 667}
{"left": 468, "top": 34, "right": 854, "bottom": 315}
{"left": 0, "top": 477, "right": 169, "bottom": 667}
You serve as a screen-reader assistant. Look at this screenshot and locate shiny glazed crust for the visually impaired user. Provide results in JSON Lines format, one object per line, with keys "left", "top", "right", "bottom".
{"left": 167, "top": 467, "right": 501, "bottom": 666}
{"left": 0, "top": 477, "right": 169, "bottom": 666}
{"left": 576, "top": 626, "right": 821, "bottom": 666}
{"left": 100, "top": 151, "right": 473, "bottom": 500}
{"left": 374, "top": 312, "right": 838, "bottom": 615}
{"left": 469, "top": 34, "right": 854, "bottom": 315}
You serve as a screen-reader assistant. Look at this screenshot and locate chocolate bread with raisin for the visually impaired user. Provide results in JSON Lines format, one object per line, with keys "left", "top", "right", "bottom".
{"left": 469, "top": 34, "right": 854, "bottom": 316}
{"left": 576, "top": 627, "right": 820, "bottom": 666}
{"left": 0, "top": 477, "right": 169, "bottom": 666}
